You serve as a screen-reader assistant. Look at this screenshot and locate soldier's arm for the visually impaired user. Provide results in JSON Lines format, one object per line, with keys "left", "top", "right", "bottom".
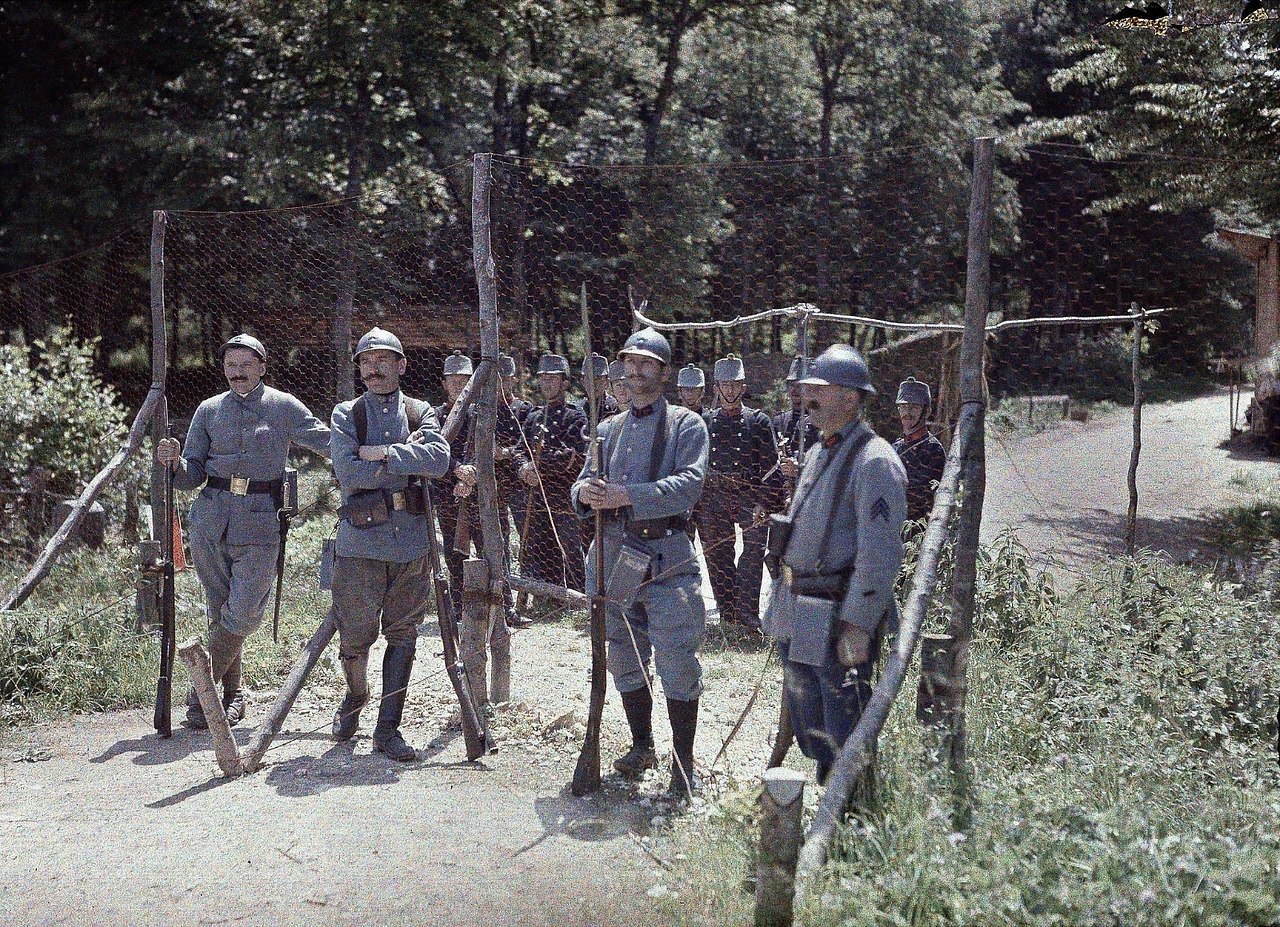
{"left": 172, "top": 403, "right": 211, "bottom": 491}
{"left": 287, "top": 396, "right": 332, "bottom": 458}
{"left": 926, "top": 440, "right": 947, "bottom": 486}
{"left": 386, "top": 426, "right": 453, "bottom": 480}
{"left": 838, "top": 451, "right": 907, "bottom": 633}
{"left": 330, "top": 403, "right": 393, "bottom": 491}
{"left": 625, "top": 412, "right": 708, "bottom": 520}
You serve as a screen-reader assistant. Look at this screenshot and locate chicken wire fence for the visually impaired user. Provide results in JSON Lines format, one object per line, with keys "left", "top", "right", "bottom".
{"left": 0, "top": 144, "right": 1260, "bottom": 614}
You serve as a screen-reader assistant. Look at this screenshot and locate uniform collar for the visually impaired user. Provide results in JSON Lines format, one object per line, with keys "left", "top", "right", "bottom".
{"left": 366, "top": 388, "right": 400, "bottom": 405}
{"left": 902, "top": 426, "right": 929, "bottom": 444}
{"left": 629, "top": 396, "right": 666, "bottom": 419}
{"left": 822, "top": 417, "right": 865, "bottom": 449}
{"left": 232, "top": 382, "right": 266, "bottom": 403}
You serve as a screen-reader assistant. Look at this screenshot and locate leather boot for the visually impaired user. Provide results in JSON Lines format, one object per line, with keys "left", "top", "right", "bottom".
{"left": 667, "top": 697, "right": 701, "bottom": 798}
{"left": 210, "top": 626, "right": 246, "bottom": 726}
{"left": 373, "top": 641, "right": 418, "bottom": 761}
{"left": 331, "top": 652, "right": 370, "bottom": 742}
{"left": 185, "top": 624, "right": 245, "bottom": 729}
{"left": 612, "top": 686, "right": 658, "bottom": 778}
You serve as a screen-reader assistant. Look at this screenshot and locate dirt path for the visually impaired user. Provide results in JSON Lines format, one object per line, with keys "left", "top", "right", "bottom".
{"left": 983, "top": 388, "right": 1276, "bottom": 577}
{"left": 0, "top": 623, "right": 779, "bottom": 927}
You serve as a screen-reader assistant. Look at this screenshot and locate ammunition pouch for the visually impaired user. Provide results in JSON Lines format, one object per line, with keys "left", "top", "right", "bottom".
{"left": 606, "top": 539, "right": 653, "bottom": 611}
{"left": 339, "top": 484, "right": 425, "bottom": 528}
{"left": 765, "top": 513, "right": 792, "bottom": 575}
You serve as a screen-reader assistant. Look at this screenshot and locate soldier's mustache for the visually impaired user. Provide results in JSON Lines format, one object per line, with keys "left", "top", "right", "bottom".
{"left": 806, "top": 400, "right": 820, "bottom": 411}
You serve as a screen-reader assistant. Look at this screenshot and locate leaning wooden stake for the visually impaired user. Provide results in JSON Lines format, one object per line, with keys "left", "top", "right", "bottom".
{"left": 1125, "top": 305, "right": 1145, "bottom": 557}
{"left": 241, "top": 610, "right": 338, "bottom": 772}
{"left": 755, "top": 768, "right": 807, "bottom": 927}
{"left": 178, "top": 637, "right": 244, "bottom": 777}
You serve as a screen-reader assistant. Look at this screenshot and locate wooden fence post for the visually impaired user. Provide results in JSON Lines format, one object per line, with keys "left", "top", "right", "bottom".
{"left": 179, "top": 637, "right": 244, "bottom": 777}
{"left": 755, "top": 768, "right": 807, "bottom": 927}
{"left": 1125, "top": 305, "right": 1145, "bottom": 557}
{"left": 461, "top": 556, "right": 491, "bottom": 709}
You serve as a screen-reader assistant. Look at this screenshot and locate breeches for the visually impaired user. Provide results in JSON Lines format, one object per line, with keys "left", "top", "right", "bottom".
{"left": 332, "top": 555, "right": 430, "bottom": 657}
{"left": 599, "top": 574, "right": 706, "bottom": 702}
{"left": 190, "top": 532, "right": 279, "bottom": 637}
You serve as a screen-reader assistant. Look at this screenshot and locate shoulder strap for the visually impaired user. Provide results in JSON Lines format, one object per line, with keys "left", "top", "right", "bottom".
{"left": 403, "top": 396, "right": 428, "bottom": 433}
{"left": 646, "top": 403, "right": 671, "bottom": 484}
{"left": 353, "top": 393, "right": 369, "bottom": 446}
{"left": 814, "top": 428, "right": 876, "bottom": 566}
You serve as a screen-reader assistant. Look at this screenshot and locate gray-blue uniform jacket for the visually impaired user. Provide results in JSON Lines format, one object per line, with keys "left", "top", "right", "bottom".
{"left": 331, "top": 390, "right": 453, "bottom": 563}
{"left": 570, "top": 397, "right": 710, "bottom": 700}
{"left": 175, "top": 382, "right": 331, "bottom": 545}
{"left": 762, "top": 419, "right": 907, "bottom": 667}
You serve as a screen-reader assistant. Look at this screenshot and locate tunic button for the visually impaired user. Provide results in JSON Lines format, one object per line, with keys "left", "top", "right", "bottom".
{"left": 384, "top": 431, "right": 391, "bottom": 437}
{"left": 382, "top": 407, "right": 390, "bottom": 414}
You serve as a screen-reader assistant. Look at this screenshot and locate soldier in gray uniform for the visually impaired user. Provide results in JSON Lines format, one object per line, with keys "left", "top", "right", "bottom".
{"left": 572, "top": 327, "right": 710, "bottom": 796}
{"left": 892, "top": 377, "right": 947, "bottom": 526}
{"left": 762, "top": 344, "right": 907, "bottom": 785}
{"left": 156, "top": 334, "right": 330, "bottom": 730}
{"left": 700, "top": 354, "right": 778, "bottom": 631}
{"left": 676, "top": 364, "right": 707, "bottom": 415}
{"left": 329, "top": 327, "right": 474, "bottom": 761}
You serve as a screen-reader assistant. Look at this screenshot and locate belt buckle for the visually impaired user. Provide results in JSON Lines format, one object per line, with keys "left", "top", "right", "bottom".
{"left": 229, "top": 476, "right": 250, "bottom": 496}
{"left": 782, "top": 564, "right": 794, "bottom": 586}
{"left": 391, "top": 491, "right": 407, "bottom": 512}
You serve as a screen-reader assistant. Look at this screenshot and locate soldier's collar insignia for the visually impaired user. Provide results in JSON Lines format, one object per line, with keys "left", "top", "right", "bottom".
{"left": 631, "top": 404, "right": 656, "bottom": 418}
{"left": 822, "top": 433, "right": 842, "bottom": 449}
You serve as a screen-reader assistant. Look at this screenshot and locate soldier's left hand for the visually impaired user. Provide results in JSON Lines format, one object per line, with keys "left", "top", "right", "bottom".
{"left": 357, "top": 444, "right": 389, "bottom": 462}
{"left": 454, "top": 464, "right": 478, "bottom": 486}
{"left": 836, "top": 624, "right": 871, "bottom": 667}
{"left": 453, "top": 481, "right": 474, "bottom": 499}
{"left": 780, "top": 457, "right": 800, "bottom": 479}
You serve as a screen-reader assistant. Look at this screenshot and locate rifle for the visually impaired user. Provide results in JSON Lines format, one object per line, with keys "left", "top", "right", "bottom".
{"left": 513, "top": 423, "right": 545, "bottom": 613}
{"left": 270, "top": 468, "right": 297, "bottom": 644}
{"left": 424, "top": 483, "right": 493, "bottom": 760}
{"left": 572, "top": 282, "right": 607, "bottom": 796}
{"left": 453, "top": 406, "right": 475, "bottom": 557}
{"left": 153, "top": 423, "right": 177, "bottom": 738}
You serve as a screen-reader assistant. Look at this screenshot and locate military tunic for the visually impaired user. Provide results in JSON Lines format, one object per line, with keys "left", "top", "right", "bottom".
{"left": 175, "top": 382, "right": 330, "bottom": 637}
{"left": 330, "top": 390, "right": 453, "bottom": 656}
{"left": 571, "top": 398, "right": 709, "bottom": 701}
{"left": 513, "top": 399, "right": 587, "bottom": 592}
{"left": 698, "top": 405, "right": 778, "bottom": 629}
{"left": 893, "top": 429, "right": 947, "bottom": 524}
{"left": 762, "top": 418, "right": 907, "bottom": 782}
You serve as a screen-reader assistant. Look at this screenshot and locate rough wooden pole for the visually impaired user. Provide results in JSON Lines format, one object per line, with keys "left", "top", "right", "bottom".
{"left": 1125, "top": 306, "right": 1144, "bottom": 557}
{"left": 943, "top": 136, "right": 993, "bottom": 799}
{"left": 472, "top": 152, "right": 512, "bottom": 704}
{"left": 1, "top": 387, "right": 162, "bottom": 612}
{"left": 178, "top": 637, "right": 244, "bottom": 777}
{"left": 241, "top": 609, "right": 338, "bottom": 772}
{"left": 755, "top": 768, "right": 807, "bottom": 927}
{"left": 460, "top": 557, "right": 491, "bottom": 707}
{"left": 148, "top": 211, "right": 169, "bottom": 544}
{"left": 508, "top": 574, "right": 587, "bottom": 607}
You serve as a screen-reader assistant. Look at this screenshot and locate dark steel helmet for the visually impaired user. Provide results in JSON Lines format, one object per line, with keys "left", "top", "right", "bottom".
{"left": 895, "top": 377, "right": 931, "bottom": 408}
{"left": 354, "top": 327, "right": 405, "bottom": 359}
{"left": 712, "top": 354, "right": 746, "bottom": 382}
{"left": 219, "top": 334, "right": 267, "bottom": 360}
{"left": 581, "top": 352, "right": 608, "bottom": 380}
{"left": 537, "top": 353, "right": 570, "bottom": 376}
{"left": 798, "top": 344, "right": 876, "bottom": 394}
{"left": 443, "top": 350, "right": 474, "bottom": 376}
{"left": 618, "top": 327, "right": 672, "bottom": 366}
{"left": 498, "top": 353, "right": 517, "bottom": 377}
{"left": 785, "top": 357, "right": 808, "bottom": 382}
{"left": 676, "top": 365, "right": 705, "bottom": 389}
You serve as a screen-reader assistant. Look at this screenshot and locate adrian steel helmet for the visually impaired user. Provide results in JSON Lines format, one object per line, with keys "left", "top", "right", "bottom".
{"left": 219, "top": 334, "right": 267, "bottom": 360}
{"left": 537, "top": 353, "right": 570, "bottom": 376}
{"left": 676, "top": 365, "right": 705, "bottom": 389}
{"left": 618, "top": 327, "right": 672, "bottom": 366}
{"left": 895, "top": 377, "right": 931, "bottom": 408}
{"left": 712, "top": 354, "right": 746, "bottom": 382}
{"left": 354, "top": 327, "right": 405, "bottom": 359}
{"left": 798, "top": 344, "right": 876, "bottom": 394}
{"left": 443, "top": 350, "right": 474, "bottom": 376}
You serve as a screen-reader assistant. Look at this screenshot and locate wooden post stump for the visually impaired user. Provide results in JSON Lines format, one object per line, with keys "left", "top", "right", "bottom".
{"left": 490, "top": 611, "right": 511, "bottom": 705}
{"left": 178, "top": 637, "right": 244, "bottom": 777}
{"left": 461, "top": 557, "right": 491, "bottom": 708}
{"left": 756, "top": 768, "right": 806, "bottom": 927}
{"left": 135, "top": 540, "right": 162, "bottom": 630}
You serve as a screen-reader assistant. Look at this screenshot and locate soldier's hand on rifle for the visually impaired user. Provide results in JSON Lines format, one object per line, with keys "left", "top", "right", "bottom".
{"left": 358, "top": 444, "right": 390, "bottom": 462}
{"left": 156, "top": 436, "right": 182, "bottom": 471}
{"left": 780, "top": 457, "right": 800, "bottom": 479}
{"left": 518, "top": 462, "right": 541, "bottom": 487}
{"left": 752, "top": 504, "right": 767, "bottom": 524}
{"left": 453, "top": 481, "right": 474, "bottom": 500}
{"left": 454, "top": 464, "right": 478, "bottom": 487}
{"left": 580, "top": 478, "right": 630, "bottom": 510}
{"left": 836, "top": 624, "right": 871, "bottom": 668}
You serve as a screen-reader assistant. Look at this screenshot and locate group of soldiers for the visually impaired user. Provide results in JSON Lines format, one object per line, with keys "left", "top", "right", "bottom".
{"left": 156, "top": 322, "right": 947, "bottom": 792}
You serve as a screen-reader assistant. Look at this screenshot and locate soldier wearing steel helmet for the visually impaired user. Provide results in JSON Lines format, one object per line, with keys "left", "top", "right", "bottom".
{"left": 700, "top": 353, "right": 778, "bottom": 632}
{"left": 327, "top": 327, "right": 474, "bottom": 761}
{"left": 572, "top": 327, "right": 710, "bottom": 796}
{"left": 762, "top": 344, "right": 906, "bottom": 786}
{"left": 676, "top": 364, "right": 707, "bottom": 416}
{"left": 514, "top": 353, "right": 588, "bottom": 592}
{"left": 892, "top": 377, "right": 947, "bottom": 526}
{"left": 155, "top": 334, "right": 331, "bottom": 731}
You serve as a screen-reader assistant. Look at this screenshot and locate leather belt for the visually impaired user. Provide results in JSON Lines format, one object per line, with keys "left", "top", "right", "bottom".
{"left": 206, "top": 475, "right": 283, "bottom": 497}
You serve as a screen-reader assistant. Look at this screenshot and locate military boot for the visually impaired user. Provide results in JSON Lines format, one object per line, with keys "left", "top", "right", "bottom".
{"left": 612, "top": 686, "right": 659, "bottom": 778}
{"left": 373, "top": 641, "right": 418, "bottom": 762}
{"left": 667, "top": 696, "right": 702, "bottom": 798}
{"left": 331, "top": 652, "right": 370, "bottom": 742}
{"left": 184, "top": 624, "right": 245, "bottom": 730}
{"left": 213, "top": 627, "right": 246, "bottom": 726}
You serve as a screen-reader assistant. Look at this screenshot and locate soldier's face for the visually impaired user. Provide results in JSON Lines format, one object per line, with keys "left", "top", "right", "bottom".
{"left": 443, "top": 373, "right": 471, "bottom": 402}
{"left": 787, "top": 382, "right": 802, "bottom": 407}
{"left": 679, "top": 386, "right": 704, "bottom": 408}
{"left": 622, "top": 356, "right": 667, "bottom": 402}
{"left": 359, "top": 350, "right": 406, "bottom": 393}
{"left": 611, "top": 378, "right": 633, "bottom": 406}
{"left": 223, "top": 348, "right": 266, "bottom": 394}
{"left": 538, "top": 373, "right": 567, "bottom": 401}
{"left": 897, "top": 403, "right": 925, "bottom": 433}
{"left": 716, "top": 381, "right": 745, "bottom": 406}
{"left": 804, "top": 384, "right": 861, "bottom": 434}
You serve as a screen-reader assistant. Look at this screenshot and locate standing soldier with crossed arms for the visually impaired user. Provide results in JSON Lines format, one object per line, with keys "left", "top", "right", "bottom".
{"left": 155, "top": 334, "right": 330, "bottom": 730}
